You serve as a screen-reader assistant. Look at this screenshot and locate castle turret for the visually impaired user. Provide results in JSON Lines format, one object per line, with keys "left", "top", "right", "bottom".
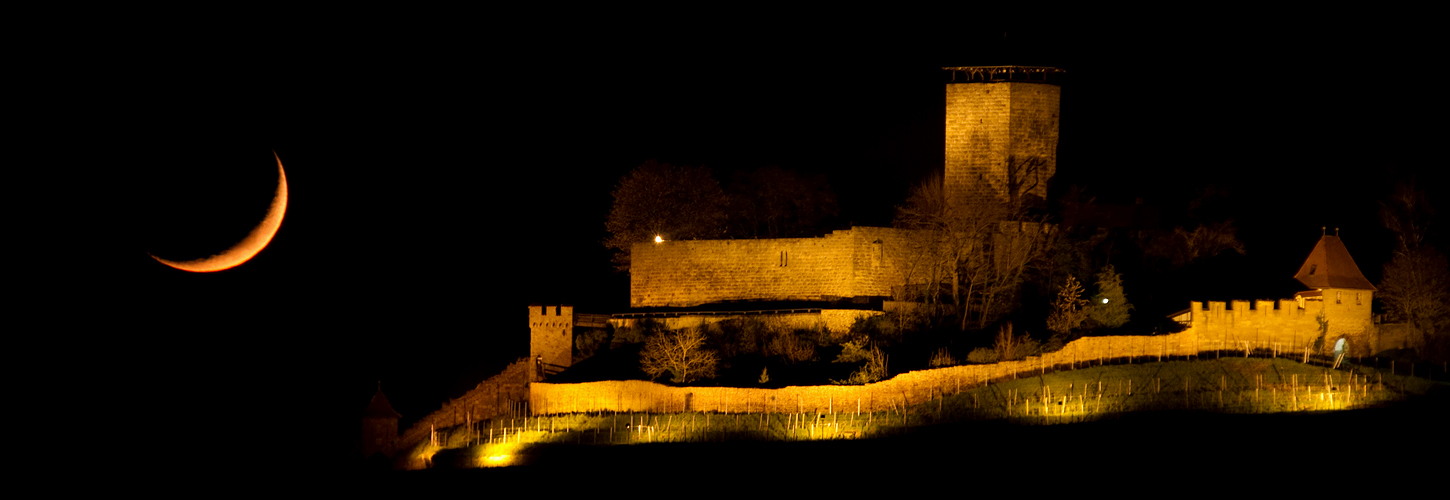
{"left": 529, "top": 304, "right": 574, "bottom": 378}
{"left": 943, "top": 66, "right": 1064, "bottom": 210}
{"left": 1292, "top": 234, "right": 1375, "bottom": 337}
{"left": 360, "top": 383, "right": 402, "bottom": 459}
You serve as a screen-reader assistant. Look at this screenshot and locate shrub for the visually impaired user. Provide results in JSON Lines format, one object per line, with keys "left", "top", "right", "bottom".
{"left": 832, "top": 344, "right": 887, "bottom": 385}
{"left": 1085, "top": 265, "right": 1133, "bottom": 329}
{"left": 848, "top": 314, "right": 901, "bottom": 346}
{"left": 993, "top": 322, "right": 1040, "bottom": 361}
{"left": 1046, "top": 275, "right": 1089, "bottom": 335}
{"left": 967, "top": 347, "right": 999, "bottom": 364}
{"left": 575, "top": 328, "right": 609, "bottom": 359}
{"left": 929, "top": 347, "right": 957, "bottom": 367}
{"left": 615, "top": 318, "right": 665, "bottom": 345}
{"left": 766, "top": 330, "right": 816, "bottom": 364}
{"left": 713, "top": 317, "right": 771, "bottom": 357}
{"left": 834, "top": 338, "right": 871, "bottom": 363}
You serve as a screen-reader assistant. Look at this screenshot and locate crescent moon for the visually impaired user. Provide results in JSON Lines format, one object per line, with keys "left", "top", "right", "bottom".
{"left": 151, "top": 151, "right": 288, "bottom": 272}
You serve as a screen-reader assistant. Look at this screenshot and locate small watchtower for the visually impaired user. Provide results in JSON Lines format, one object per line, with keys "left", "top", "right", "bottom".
{"left": 942, "top": 66, "right": 1065, "bottom": 210}
{"left": 529, "top": 304, "right": 574, "bottom": 378}
{"left": 1292, "top": 232, "right": 1376, "bottom": 337}
{"left": 360, "top": 383, "right": 402, "bottom": 459}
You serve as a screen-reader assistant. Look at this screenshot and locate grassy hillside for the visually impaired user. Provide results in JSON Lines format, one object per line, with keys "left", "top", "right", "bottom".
{"left": 394, "top": 356, "right": 1439, "bottom": 471}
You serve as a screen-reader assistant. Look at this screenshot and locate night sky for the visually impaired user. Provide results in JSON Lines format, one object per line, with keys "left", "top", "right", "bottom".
{"left": 95, "top": 21, "right": 1441, "bottom": 471}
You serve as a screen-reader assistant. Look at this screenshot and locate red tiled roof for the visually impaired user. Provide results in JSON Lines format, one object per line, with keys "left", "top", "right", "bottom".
{"left": 1293, "top": 235, "right": 1376, "bottom": 291}
{"left": 363, "top": 389, "right": 402, "bottom": 420}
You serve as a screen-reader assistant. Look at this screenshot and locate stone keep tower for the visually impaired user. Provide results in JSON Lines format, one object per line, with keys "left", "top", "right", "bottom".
{"left": 943, "top": 66, "right": 1064, "bottom": 208}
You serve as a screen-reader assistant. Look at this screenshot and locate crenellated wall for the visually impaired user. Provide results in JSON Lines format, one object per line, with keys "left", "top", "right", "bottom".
{"left": 1175, "top": 297, "right": 1378, "bottom": 355}
{"left": 530, "top": 330, "right": 1200, "bottom": 415}
{"left": 530, "top": 304, "right": 573, "bottom": 369}
{"left": 629, "top": 227, "right": 919, "bottom": 308}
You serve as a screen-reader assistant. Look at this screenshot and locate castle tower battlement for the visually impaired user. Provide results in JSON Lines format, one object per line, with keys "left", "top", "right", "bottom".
{"left": 529, "top": 304, "right": 574, "bottom": 373}
{"left": 943, "top": 66, "right": 1064, "bottom": 209}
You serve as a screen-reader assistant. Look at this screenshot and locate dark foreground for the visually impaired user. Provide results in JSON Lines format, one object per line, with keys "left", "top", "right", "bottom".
{"left": 335, "top": 382, "right": 1447, "bottom": 492}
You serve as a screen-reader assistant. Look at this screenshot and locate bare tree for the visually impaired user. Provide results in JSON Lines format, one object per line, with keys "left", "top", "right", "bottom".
{"left": 639, "top": 327, "right": 719, "bottom": 384}
{"left": 1380, "top": 245, "right": 1449, "bottom": 336}
{"left": 895, "top": 174, "right": 1053, "bottom": 330}
{"left": 1378, "top": 178, "right": 1448, "bottom": 339}
{"left": 1004, "top": 153, "right": 1047, "bottom": 215}
{"left": 1045, "top": 275, "right": 1089, "bottom": 335}
{"left": 1379, "top": 178, "right": 1435, "bottom": 251}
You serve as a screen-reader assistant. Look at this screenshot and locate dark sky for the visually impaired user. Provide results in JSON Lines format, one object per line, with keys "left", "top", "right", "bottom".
{"left": 95, "top": 21, "right": 1441, "bottom": 470}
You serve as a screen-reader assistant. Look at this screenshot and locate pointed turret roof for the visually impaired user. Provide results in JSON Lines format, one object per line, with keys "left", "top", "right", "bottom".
{"left": 1293, "top": 235, "right": 1376, "bottom": 291}
{"left": 363, "top": 386, "right": 403, "bottom": 420}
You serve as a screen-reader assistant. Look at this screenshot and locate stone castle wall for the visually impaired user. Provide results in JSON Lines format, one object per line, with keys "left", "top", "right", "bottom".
{"left": 396, "top": 358, "right": 532, "bottom": 453}
{"left": 629, "top": 227, "right": 918, "bottom": 308}
{"left": 529, "top": 298, "right": 1387, "bottom": 417}
{"left": 609, "top": 309, "right": 885, "bottom": 337}
{"left": 1177, "top": 296, "right": 1379, "bottom": 356}
{"left": 944, "top": 82, "right": 1059, "bottom": 204}
{"left": 531, "top": 330, "right": 1200, "bottom": 415}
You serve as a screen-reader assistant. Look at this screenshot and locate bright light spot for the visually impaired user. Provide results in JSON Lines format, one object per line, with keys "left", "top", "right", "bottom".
{"left": 654, "top": 235, "right": 663, "bottom": 243}
{"left": 1102, "top": 298, "right": 1109, "bottom": 304}
{"left": 477, "top": 442, "right": 524, "bottom": 467}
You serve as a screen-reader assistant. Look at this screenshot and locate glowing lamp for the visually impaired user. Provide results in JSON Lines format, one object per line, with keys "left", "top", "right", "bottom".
{"left": 654, "top": 235, "right": 663, "bottom": 243}
{"left": 1102, "top": 298, "right": 1109, "bottom": 304}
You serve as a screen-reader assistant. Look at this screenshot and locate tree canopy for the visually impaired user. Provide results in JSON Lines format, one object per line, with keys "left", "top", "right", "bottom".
{"left": 605, "top": 161, "right": 840, "bottom": 272}
{"left": 894, "top": 174, "right": 1052, "bottom": 330}
{"left": 724, "top": 166, "right": 838, "bottom": 239}
{"left": 1377, "top": 178, "right": 1448, "bottom": 341}
{"left": 604, "top": 160, "right": 728, "bottom": 272}
{"left": 1085, "top": 264, "right": 1133, "bottom": 329}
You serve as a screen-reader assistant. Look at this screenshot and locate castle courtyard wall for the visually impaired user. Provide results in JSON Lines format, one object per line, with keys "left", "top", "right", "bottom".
{"left": 609, "top": 309, "right": 884, "bottom": 337}
{"left": 629, "top": 227, "right": 916, "bottom": 308}
{"left": 532, "top": 330, "right": 1199, "bottom": 415}
{"left": 1180, "top": 298, "right": 1384, "bottom": 354}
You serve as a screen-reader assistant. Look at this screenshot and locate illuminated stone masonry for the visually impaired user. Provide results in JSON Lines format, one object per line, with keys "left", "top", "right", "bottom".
{"left": 1170, "top": 235, "right": 1379, "bottom": 355}
{"left": 943, "top": 66, "right": 1062, "bottom": 206}
{"left": 530, "top": 304, "right": 575, "bottom": 371}
{"left": 629, "top": 226, "right": 915, "bottom": 308}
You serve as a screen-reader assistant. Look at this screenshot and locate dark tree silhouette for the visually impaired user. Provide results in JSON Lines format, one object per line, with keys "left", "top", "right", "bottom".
{"left": 605, "top": 160, "right": 728, "bottom": 272}
{"left": 724, "top": 166, "right": 839, "bottom": 239}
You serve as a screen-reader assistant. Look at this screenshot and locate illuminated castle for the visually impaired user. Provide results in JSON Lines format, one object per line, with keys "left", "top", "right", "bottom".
{"left": 1170, "top": 232, "right": 1382, "bottom": 355}
{"left": 490, "top": 66, "right": 1072, "bottom": 373}
{"left": 628, "top": 66, "right": 1065, "bottom": 308}
{"left": 943, "top": 66, "right": 1063, "bottom": 209}
{"left": 1289, "top": 233, "right": 1376, "bottom": 337}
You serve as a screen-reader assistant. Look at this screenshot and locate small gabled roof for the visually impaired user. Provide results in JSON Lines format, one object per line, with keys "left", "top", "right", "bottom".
{"left": 363, "top": 386, "right": 402, "bottom": 420}
{"left": 1293, "top": 235, "right": 1376, "bottom": 291}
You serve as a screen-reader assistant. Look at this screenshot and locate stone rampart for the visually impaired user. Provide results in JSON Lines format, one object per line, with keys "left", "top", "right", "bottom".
{"left": 396, "top": 358, "right": 532, "bottom": 450}
{"left": 1178, "top": 299, "right": 1383, "bottom": 356}
{"left": 629, "top": 227, "right": 916, "bottom": 308}
{"left": 531, "top": 330, "right": 1199, "bottom": 415}
{"left": 609, "top": 309, "right": 884, "bottom": 337}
